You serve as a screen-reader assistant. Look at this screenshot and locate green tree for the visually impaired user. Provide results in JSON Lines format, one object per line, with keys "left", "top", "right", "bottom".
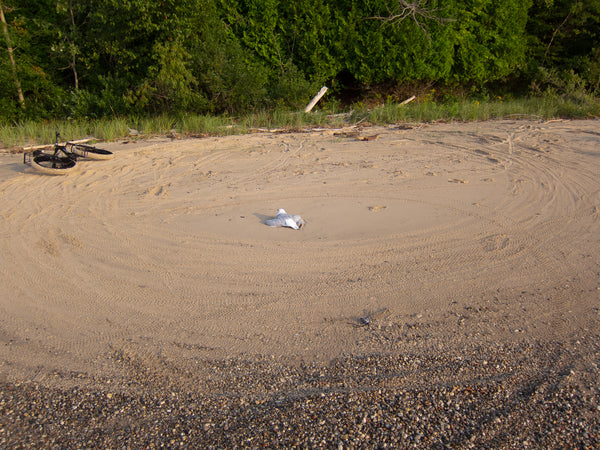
{"left": 0, "top": 0, "right": 69, "bottom": 119}
{"left": 0, "top": 0, "right": 25, "bottom": 110}
{"left": 447, "top": 0, "right": 533, "bottom": 84}
{"left": 527, "top": 0, "right": 600, "bottom": 91}
{"left": 1, "top": 0, "right": 596, "bottom": 121}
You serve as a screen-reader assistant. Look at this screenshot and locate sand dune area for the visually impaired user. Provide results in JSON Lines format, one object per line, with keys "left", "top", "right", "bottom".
{"left": 0, "top": 119, "right": 599, "bottom": 392}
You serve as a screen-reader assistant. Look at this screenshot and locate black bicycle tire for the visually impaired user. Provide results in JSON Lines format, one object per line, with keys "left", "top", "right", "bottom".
{"left": 71, "top": 143, "right": 114, "bottom": 160}
{"left": 30, "top": 154, "right": 77, "bottom": 175}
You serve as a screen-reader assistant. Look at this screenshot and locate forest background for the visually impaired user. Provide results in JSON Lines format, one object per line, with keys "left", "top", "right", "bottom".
{"left": 1, "top": 0, "right": 599, "bottom": 123}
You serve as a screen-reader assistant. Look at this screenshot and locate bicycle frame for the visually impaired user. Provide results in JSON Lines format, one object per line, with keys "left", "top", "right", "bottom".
{"left": 23, "top": 132, "right": 113, "bottom": 174}
{"left": 23, "top": 143, "right": 78, "bottom": 165}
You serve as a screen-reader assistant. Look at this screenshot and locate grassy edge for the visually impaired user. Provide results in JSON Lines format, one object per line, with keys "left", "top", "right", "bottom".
{"left": 1, "top": 96, "right": 598, "bottom": 149}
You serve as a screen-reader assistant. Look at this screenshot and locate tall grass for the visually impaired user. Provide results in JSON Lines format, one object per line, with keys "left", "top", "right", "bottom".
{"left": 365, "top": 95, "right": 599, "bottom": 124}
{"left": 1, "top": 95, "right": 598, "bottom": 149}
{"left": 0, "top": 118, "right": 131, "bottom": 148}
{"left": 179, "top": 114, "right": 235, "bottom": 135}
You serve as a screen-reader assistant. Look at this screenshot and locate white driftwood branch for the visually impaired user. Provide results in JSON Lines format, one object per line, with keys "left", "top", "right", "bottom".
{"left": 22, "top": 138, "right": 95, "bottom": 151}
{"left": 367, "top": 0, "right": 454, "bottom": 35}
{"left": 400, "top": 95, "right": 416, "bottom": 105}
{"left": 304, "top": 86, "right": 328, "bottom": 113}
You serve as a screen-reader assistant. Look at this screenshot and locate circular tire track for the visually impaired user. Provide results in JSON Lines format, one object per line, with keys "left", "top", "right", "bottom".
{"left": 0, "top": 120, "right": 598, "bottom": 382}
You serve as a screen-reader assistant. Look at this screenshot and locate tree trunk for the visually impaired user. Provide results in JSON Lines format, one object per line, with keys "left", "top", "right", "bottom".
{"left": 68, "top": 0, "right": 78, "bottom": 90}
{"left": 0, "top": 1, "right": 25, "bottom": 109}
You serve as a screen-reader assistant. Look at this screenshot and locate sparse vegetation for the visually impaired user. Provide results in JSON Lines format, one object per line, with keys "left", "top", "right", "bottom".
{"left": 1, "top": 0, "right": 599, "bottom": 130}
{"left": 1, "top": 93, "right": 597, "bottom": 149}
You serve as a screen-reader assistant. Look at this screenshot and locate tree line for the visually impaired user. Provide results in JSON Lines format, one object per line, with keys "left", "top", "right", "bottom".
{"left": 1, "top": 0, "right": 598, "bottom": 121}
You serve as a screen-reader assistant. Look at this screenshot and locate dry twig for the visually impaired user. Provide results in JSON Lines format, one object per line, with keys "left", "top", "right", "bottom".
{"left": 367, "top": 0, "right": 454, "bottom": 35}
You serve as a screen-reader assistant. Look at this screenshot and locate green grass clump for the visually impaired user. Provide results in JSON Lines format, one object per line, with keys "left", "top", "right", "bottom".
{"left": 1, "top": 94, "right": 598, "bottom": 149}
{"left": 365, "top": 95, "right": 599, "bottom": 125}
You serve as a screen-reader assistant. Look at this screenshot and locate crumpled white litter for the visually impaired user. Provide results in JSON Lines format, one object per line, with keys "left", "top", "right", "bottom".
{"left": 265, "top": 209, "right": 304, "bottom": 230}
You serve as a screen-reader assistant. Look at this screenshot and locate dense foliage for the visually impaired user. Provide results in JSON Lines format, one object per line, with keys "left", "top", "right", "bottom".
{"left": 0, "top": 0, "right": 598, "bottom": 121}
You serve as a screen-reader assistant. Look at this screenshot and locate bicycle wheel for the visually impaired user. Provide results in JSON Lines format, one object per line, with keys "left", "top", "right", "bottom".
{"left": 30, "top": 153, "right": 77, "bottom": 175}
{"left": 71, "top": 143, "right": 114, "bottom": 160}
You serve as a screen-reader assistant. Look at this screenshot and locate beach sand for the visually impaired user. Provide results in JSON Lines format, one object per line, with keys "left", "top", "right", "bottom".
{"left": 1, "top": 119, "right": 599, "bottom": 446}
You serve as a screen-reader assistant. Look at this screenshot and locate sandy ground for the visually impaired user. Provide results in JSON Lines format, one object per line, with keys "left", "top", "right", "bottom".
{"left": 0, "top": 119, "right": 599, "bottom": 387}
{"left": 1, "top": 119, "right": 599, "bottom": 446}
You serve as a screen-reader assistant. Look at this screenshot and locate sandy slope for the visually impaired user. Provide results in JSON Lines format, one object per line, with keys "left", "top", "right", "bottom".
{"left": 0, "top": 119, "right": 599, "bottom": 389}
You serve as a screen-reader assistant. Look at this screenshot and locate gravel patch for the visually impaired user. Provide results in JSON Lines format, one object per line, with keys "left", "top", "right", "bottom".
{"left": 1, "top": 339, "right": 599, "bottom": 448}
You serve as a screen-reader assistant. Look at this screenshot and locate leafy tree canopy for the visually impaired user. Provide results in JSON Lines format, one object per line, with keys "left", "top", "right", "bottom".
{"left": 0, "top": 0, "right": 597, "bottom": 121}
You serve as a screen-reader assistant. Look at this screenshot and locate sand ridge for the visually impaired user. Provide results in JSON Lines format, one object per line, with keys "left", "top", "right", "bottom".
{"left": 0, "top": 119, "right": 599, "bottom": 389}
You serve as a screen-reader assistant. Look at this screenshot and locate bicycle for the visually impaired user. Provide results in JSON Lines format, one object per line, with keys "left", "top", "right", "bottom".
{"left": 24, "top": 133, "right": 114, "bottom": 175}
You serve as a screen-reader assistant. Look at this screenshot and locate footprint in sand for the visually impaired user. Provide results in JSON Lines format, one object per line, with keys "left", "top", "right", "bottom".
{"left": 481, "top": 234, "right": 510, "bottom": 252}
{"left": 38, "top": 238, "right": 60, "bottom": 256}
{"left": 60, "top": 234, "right": 83, "bottom": 248}
{"left": 141, "top": 184, "right": 170, "bottom": 198}
{"left": 448, "top": 178, "right": 468, "bottom": 184}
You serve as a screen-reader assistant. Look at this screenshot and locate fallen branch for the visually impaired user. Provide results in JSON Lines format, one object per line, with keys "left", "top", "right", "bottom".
{"left": 22, "top": 138, "right": 96, "bottom": 151}
{"left": 304, "top": 86, "right": 328, "bottom": 113}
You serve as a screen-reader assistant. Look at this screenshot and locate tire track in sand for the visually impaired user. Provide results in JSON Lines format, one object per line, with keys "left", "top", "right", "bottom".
{"left": 0, "top": 120, "right": 598, "bottom": 381}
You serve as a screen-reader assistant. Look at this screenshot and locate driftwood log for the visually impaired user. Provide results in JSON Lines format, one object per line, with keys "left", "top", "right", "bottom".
{"left": 22, "top": 138, "right": 95, "bottom": 151}
{"left": 304, "top": 87, "right": 328, "bottom": 113}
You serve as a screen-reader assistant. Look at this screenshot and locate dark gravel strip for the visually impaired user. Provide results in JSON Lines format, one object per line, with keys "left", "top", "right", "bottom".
{"left": 1, "top": 340, "right": 599, "bottom": 448}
